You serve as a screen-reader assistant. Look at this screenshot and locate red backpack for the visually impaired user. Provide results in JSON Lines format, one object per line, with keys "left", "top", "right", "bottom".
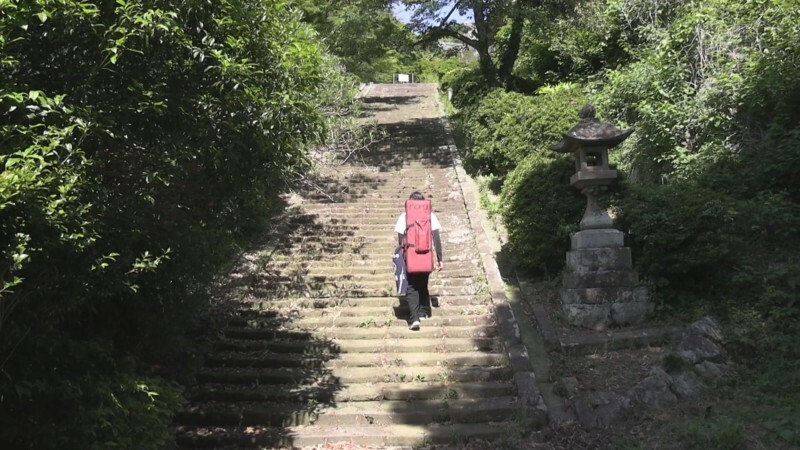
{"left": 403, "top": 199, "right": 433, "bottom": 273}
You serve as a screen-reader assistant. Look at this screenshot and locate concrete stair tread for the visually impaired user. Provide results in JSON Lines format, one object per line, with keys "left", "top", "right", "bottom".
{"left": 251, "top": 279, "right": 484, "bottom": 293}
{"left": 215, "top": 336, "right": 502, "bottom": 353}
{"left": 205, "top": 351, "right": 508, "bottom": 368}
{"left": 178, "top": 396, "right": 519, "bottom": 427}
{"left": 188, "top": 381, "right": 515, "bottom": 403}
{"left": 226, "top": 315, "right": 496, "bottom": 329}
{"left": 175, "top": 422, "right": 507, "bottom": 447}
{"left": 261, "top": 269, "right": 481, "bottom": 280}
{"left": 244, "top": 310, "right": 493, "bottom": 322}
{"left": 233, "top": 304, "right": 493, "bottom": 318}
{"left": 246, "top": 294, "right": 488, "bottom": 303}
{"left": 197, "top": 365, "right": 513, "bottom": 385}
{"left": 241, "top": 289, "right": 485, "bottom": 299}
{"left": 174, "top": 84, "right": 537, "bottom": 448}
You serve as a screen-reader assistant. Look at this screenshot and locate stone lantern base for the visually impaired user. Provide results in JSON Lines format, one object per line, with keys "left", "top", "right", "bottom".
{"left": 561, "top": 229, "right": 649, "bottom": 330}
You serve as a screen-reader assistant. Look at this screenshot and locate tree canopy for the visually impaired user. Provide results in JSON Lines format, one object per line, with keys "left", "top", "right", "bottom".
{"left": 399, "top": 0, "right": 560, "bottom": 85}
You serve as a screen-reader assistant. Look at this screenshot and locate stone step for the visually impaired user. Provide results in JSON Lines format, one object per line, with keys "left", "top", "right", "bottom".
{"left": 234, "top": 304, "right": 493, "bottom": 319}
{"left": 205, "top": 351, "right": 508, "bottom": 369}
{"left": 254, "top": 275, "right": 483, "bottom": 290}
{"left": 245, "top": 284, "right": 485, "bottom": 299}
{"left": 243, "top": 286, "right": 487, "bottom": 299}
{"left": 265, "top": 253, "right": 478, "bottom": 265}
{"left": 269, "top": 239, "right": 469, "bottom": 250}
{"left": 307, "top": 193, "right": 462, "bottom": 203}
{"left": 175, "top": 422, "right": 506, "bottom": 448}
{"left": 264, "top": 259, "right": 481, "bottom": 273}
{"left": 306, "top": 196, "right": 461, "bottom": 206}
{"left": 261, "top": 268, "right": 480, "bottom": 281}
{"left": 188, "top": 381, "right": 514, "bottom": 403}
{"left": 268, "top": 243, "right": 476, "bottom": 255}
{"left": 245, "top": 294, "right": 492, "bottom": 309}
{"left": 306, "top": 177, "right": 453, "bottom": 186}
{"left": 177, "top": 396, "right": 518, "bottom": 427}
{"left": 196, "top": 365, "right": 513, "bottom": 385}
{"left": 214, "top": 336, "right": 502, "bottom": 354}
{"left": 272, "top": 223, "right": 467, "bottom": 232}
{"left": 300, "top": 203, "right": 464, "bottom": 211}
{"left": 225, "top": 314, "right": 496, "bottom": 330}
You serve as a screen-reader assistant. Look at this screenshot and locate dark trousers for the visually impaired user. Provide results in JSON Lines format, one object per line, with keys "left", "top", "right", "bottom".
{"left": 406, "top": 272, "right": 430, "bottom": 322}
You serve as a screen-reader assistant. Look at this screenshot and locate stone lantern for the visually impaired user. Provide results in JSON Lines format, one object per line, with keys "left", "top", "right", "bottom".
{"left": 551, "top": 105, "right": 649, "bottom": 330}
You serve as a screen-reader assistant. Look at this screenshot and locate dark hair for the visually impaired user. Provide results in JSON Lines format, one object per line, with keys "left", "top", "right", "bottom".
{"left": 409, "top": 191, "right": 425, "bottom": 200}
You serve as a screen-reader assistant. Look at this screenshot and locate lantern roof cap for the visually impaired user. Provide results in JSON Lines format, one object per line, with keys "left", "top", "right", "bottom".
{"left": 552, "top": 105, "right": 634, "bottom": 153}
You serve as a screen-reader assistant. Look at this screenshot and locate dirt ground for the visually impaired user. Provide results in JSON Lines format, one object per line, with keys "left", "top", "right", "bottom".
{"left": 518, "top": 283, "right": 719, "bottom": 449}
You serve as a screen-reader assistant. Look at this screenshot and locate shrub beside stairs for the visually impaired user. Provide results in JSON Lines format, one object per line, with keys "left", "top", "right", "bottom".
{"left": 174, "top": 84, "right": 546, "bottom": 448}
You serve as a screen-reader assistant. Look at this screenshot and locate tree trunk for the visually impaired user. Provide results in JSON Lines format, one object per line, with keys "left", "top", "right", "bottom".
{"left": 472, "top": 0, "right": 497, "bottom": 81}
{"left": 498, "top": 0, "right": 524, "bottom": 86}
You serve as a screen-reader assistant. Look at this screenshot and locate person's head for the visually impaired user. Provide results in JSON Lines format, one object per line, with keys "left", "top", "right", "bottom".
{"left": 409, "top": 191, "right": 425, "bottom": 200}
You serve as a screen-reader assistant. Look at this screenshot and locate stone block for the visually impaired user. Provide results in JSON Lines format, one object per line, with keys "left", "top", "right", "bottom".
{"left": 566, "top": 247, "right": 632, "bottom": 273}
{"left": 507, "top": 343, "right": 532, "bottom": 373}
{"left": 573, "top": 391, "right": 632, "bottom": 428}
{"left": 610, "top": 298, "right": 649, "bottom": 326}
{"left": 563, "top": 304, "right": 611, "bottom": 330}
{"left": 679, "top": 333, "right": 725, "bottom": 363}
{"left": 693, "top": 361, "right": 733, "bottom": 381}
{"left": 561, "top": 286, "right": 647, "bottom": 305}
{"left": 634, "top": 367, "right": 678, "bottom": 409}
{"left": 687, "top": 316, "right": 724, "bottom": 343}
{"left": 669, "top": 371, "right": 704, "bottom": 398}
{"left": 571, "top": 229, "right": 625, "bottom": 249}
{"left": 562, "top": 270, "right": 639, "bottom": 289}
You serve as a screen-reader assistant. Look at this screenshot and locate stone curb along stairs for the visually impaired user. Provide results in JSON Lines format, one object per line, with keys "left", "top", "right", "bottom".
{"left": 173, "top": 84, "right": 547, "bottom": 449}
{"left": 433, "top": 94, "right": 548, "bottom": 420}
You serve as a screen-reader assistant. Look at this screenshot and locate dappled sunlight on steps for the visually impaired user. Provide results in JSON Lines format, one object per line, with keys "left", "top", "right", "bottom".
{"left": 174, "top": 83, "right": 537, "bottom": 448}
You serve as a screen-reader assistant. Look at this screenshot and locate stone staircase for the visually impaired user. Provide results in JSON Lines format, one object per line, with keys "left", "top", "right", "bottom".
{"left": 174, "top": 84, "right": 542, "bottom": 448}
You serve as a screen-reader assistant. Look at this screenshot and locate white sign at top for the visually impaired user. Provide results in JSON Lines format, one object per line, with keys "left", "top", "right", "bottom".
{"left": 397, "top": 74, "right": 410, "bottom": 83}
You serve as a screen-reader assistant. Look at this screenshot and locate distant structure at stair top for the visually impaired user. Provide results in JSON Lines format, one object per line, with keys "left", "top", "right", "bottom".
{"left": 393, "top": 73, "right": 416, "bottom": 83}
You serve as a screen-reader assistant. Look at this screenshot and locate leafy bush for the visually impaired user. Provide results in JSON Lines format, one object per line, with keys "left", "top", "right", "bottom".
{"left": 0, "top": 0, "right": 332, "bottom": 445}
{"left": 501, "top": 155, "right": 584, "bottom": 275}
{"left": 0, "top": 338, "right": 181, "bottom": 449}
{"left": 416, "top": 54, "right": 465, "bottom": 83}
{"left": 460, "top": 83, "right": 587, "bottom": 176}
{"left": 618, "top": 184, "right": 800, "bottom": 334}
{"left": 1, "top": 0, "right": 325, "bottom": 338}
{"left": 440, "top": 65, "right": 491, "bottom": 109}
{"left": 616, "top": 184, "right": 742, "bottom": 309}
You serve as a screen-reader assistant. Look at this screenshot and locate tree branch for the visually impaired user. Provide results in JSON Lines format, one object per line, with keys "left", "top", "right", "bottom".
{"left": 438, "top": 0, "right": 464, "bottom": 28}
{"left": 415, "top": 26, "right": 478, "bottom": 49}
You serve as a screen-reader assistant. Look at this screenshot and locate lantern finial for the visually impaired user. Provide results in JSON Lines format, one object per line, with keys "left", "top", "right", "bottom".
{"left": 578, "top": 104, "right": 596, "bottom": 120}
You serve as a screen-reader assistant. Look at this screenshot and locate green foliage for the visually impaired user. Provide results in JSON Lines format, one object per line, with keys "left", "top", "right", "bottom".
{"left": 443, "top": 0, "right": 800, "bottom": 443}
{"left": 444, "top": 79, "right": 588, "bottom": 273}
{"left": 616, "top": 184, "right": 741, "bottom": 307}
{"left": 415, "top": 54, "right": 465, "bottom": 83}
{"left": 402, "top": 0, "right": 517, "bottom": 81}
{"left": 0, "top": 336, "right": 181, "bottom": 449}
{"left": 298, "top": 0, "right": 419, "bottom": 82}
{"left": 440, "top": 65, "right": 490, "bottom": 109}
{"left": 501, "top": 155, "right": 584, "bottom": 275}
{"left": 460, "top": 83, "right": 587, "bottom": 176}
{"left": 1, "top": 0, "right": 325, "bottom": 333}
{"left": 0, "top": 0, "right": 338, "bottom": 445}
{"left": 617, "top": 183, "right": 800, "bottom": 355}
{"left": 682, "top": 417, "right": 745, "bottom": 450}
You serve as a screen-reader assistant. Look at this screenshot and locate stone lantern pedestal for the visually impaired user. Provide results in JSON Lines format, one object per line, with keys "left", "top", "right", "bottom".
{"left": 552, "top": 106, "right": 649, "bottom": 330}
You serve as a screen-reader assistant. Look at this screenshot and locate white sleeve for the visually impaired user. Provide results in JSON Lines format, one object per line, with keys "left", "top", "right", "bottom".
{"left": 394, "top": 213, "right": 406, "bottom": 234}
{"left": 431, "top": 213, "right": 441, "bottom": 231}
